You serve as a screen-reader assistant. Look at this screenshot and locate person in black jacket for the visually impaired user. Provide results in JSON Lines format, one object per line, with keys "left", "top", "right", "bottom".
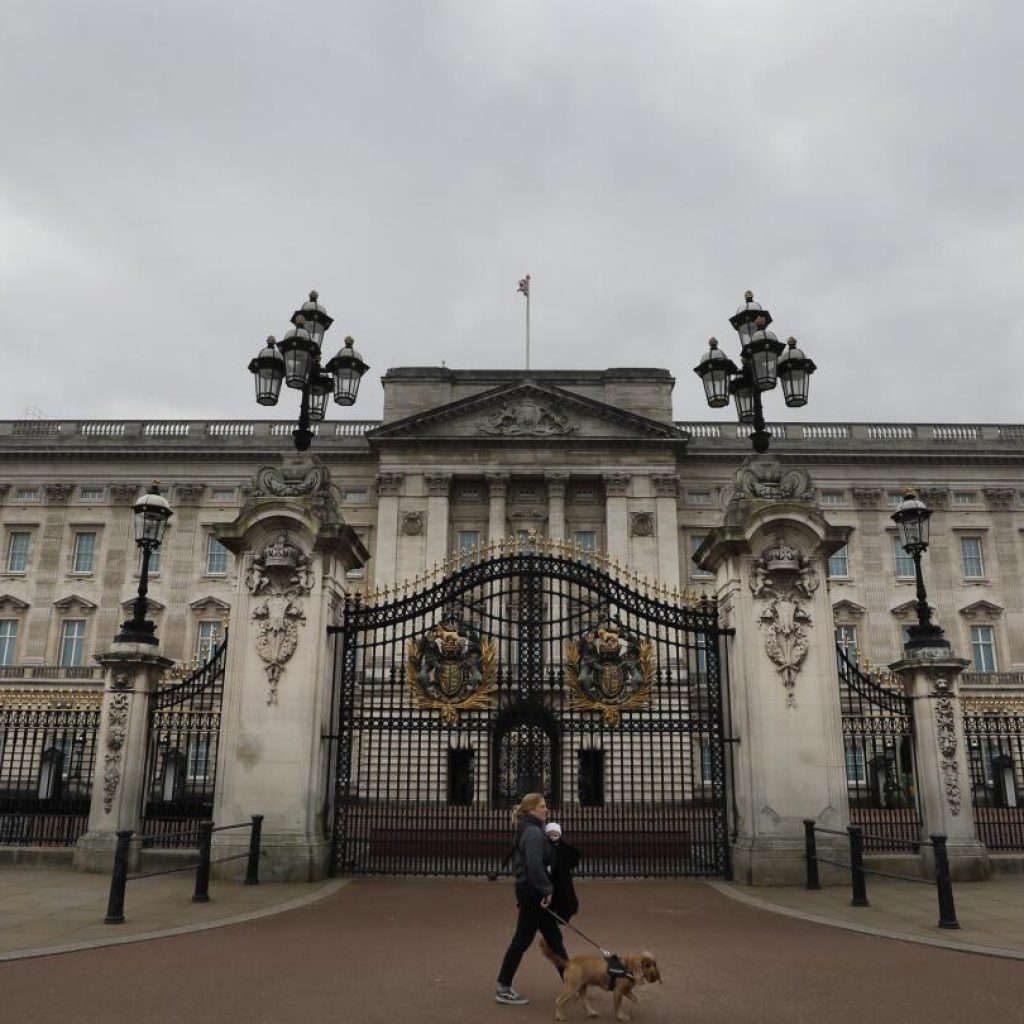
{"left": 495, "top": 793, "right": 570, "bottom": 1006}
{"left": 543, "top": 822, "right": 580, "bottom": 922}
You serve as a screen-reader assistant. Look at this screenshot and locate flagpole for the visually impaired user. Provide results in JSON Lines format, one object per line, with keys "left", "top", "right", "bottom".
{"left": 525, "top": 287, "right": 531, "bottom": 370}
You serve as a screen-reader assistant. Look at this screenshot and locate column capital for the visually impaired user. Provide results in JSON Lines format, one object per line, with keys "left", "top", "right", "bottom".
{"left": 376, "top": 472, "right": 404, "bottom": 497}
{"left": 109, "top": 483, "right": 141, "bottom": 505}
{"left": 603, "top": 473, "right": 631, "bottom": 497}
{"left": 425, "top": 473, "right": 452, "bottom": 497}
{"left": 486, "top": 473, "right": 510, "bottom": 498}
{"left": 544, "top": 472, "right": 569, "bottom": 498}
{"left": 44, "top": 483, "right": 74, "bottom": 505}
{"left": 852, "top": 487, "right": 881, "bottom": 508}
{"left": 173, "top": 483, "right": 205, "bottom": 505}
{"left": 651, "top": 474, "right": 678, "bottom": 498}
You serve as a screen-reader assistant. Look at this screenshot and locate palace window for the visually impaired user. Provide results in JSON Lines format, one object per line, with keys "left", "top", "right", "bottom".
{"left": 196, "top": 620, "right": 224, "bottom": 662}
{"left": 6, "top": 532, "right": 31, "bottom": 573}
{"left": 970, "top": 625, "right": 998, "bottom": 673}
{"left": 960, "top": 536, "right": 985, "bottom": 579}
{"left": 187, "top": 738, "right": 211, "bottom": 782}
{"left": 573, "top": 531, "right": 597, "bottom": 553}
{"left": 71, "top": 532, "right": 97, "bottom": 574}
{"left": 845, "top": 743, "right": 867, "bottom": 785}
{"left": 59, "top": 620, "right": 87, "bottom": 667}
{"left": 79, "top": 486, "right": 105, "bottom": 501}
{"left": 0, "top": 620, "right": 17, "bottom": 666}
{"left": 893, "top": 535, "right": 915, "bottom": 579}
{"left": 140, "top": 543, "right": 162, "bottom": 575}
{"left": 205, "top": 535, "right": 231, "bottom": 575}
{"left": 820, "top": 490, "right": 845, "bottom": 506}
{"left": 835, "top": 624, "right": 858, "bottom": 664}
{"left": 14, "top": 488, "right": 38, "bottom": 502}
{"left": 690, "top": 535, "right": 714, "bottom": 578}
{"left": 827, "top": 545, "right": 850, "bottom": 579}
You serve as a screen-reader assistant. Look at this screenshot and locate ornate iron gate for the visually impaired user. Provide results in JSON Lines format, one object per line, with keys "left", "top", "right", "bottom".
{"left": 838, "top": 647, "right": 922, "bottom": 851}
{"left": 328, "top": 543, "right": 730, "bottom": 877}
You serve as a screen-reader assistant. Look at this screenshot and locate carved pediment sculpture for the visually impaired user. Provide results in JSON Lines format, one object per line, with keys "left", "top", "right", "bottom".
{"left": 749, "top": 538, "right": 819, "bottom": 703}
{"left": 246, "top": 531, "right": 315, "bottom": 705}
{"left": 723, "top": 456, "right": 815, "bottom": 508}
{"left": 477, "top": 398, "right": 578, "bottom": 437}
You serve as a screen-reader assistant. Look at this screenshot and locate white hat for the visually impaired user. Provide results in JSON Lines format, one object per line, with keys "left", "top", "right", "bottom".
{"left": 545, "top": 822, "right": 562, "bottom": 836}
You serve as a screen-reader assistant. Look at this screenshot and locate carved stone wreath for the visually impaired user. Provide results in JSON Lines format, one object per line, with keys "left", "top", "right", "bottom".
{"left": 246, "top": 532, "right": 315, "bottom": 705}
{"left": 630, "top": 511, "right": 655, "bottom": 537}
{"left": 401, "top": 510, "right": 425, "bottom": 536}
{"left": 406, "top": 618, "right": 497, "bottom": 724}
{"left": 564, "top": 623, "right": 655, "bottom": 726}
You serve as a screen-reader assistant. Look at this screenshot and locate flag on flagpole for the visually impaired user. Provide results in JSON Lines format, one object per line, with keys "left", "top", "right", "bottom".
{"left": 517, "top": 275, "right": 531, "bottom": 297}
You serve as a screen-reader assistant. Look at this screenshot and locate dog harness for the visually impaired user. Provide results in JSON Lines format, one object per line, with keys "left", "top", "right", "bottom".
{"left": 604, "top": 954, "right": 634, "bottom": 988}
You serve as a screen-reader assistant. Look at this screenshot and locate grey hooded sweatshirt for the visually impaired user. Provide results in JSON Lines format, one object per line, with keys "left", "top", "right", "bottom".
{"left": 511, "top": 813, "right": 553, "bottom": 896}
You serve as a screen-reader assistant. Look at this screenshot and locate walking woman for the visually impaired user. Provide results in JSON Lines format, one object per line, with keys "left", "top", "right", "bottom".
{"left": 495, "top": 793, "right": 570, "bottom": 1006}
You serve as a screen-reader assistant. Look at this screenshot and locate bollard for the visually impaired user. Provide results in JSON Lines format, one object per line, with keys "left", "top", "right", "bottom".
{"left": 848, "top": 825, "right": 869, "bottom": 907}
{"left": 193, "top": 820, "right": 214, "bottom": 903}
{"left": 803, "top": 819, "right": 821, "bottom": 891}
{"left": 244, "top": 814, "right": 264, "bottom": 886}
{"left": 104, "top": 830, "right": 134, "bottom": 924}
{"left": 931, "top": 834, "right": 960, "bottom": 929}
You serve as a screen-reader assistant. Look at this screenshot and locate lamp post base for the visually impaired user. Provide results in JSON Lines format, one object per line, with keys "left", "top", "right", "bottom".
{"left": 114, "top": 620, "right": 159, "bottom": 646}
{"left": 904, "top": 623, "right": 950, "bottom": 653}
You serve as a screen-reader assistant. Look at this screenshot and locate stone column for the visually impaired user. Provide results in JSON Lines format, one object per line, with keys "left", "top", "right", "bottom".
{"left": 890, "top": 653, "right": 989, "bottom": 879}
{"left": 603, "top": 473, "right": 631, "bottom": 566}
{"left": 373, "top": 472, "right": 403, "bottom": 589}
{"left": 210, "top": 459, "right": 368, "bottom": 880}
{"left": 424, "top": 474, "right": 452, "bottom": 569}
{"left": 75, "top": 644, "right": 173, "bottom": 871}
{"left": 651, "top": 474, "right": 680, "bottom": 588}
{"left": 545, "top": 472, "right": 568, "bottom": 541}
{"left": 487, "top": 473, "right": 509, "bottom": 545}
{"left": 699, "top": 461, "right": 852, "bottom": 884}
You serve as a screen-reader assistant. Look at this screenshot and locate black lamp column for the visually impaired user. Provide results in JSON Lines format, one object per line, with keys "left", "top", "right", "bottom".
{"left": 891, "top": 490, "right": 950, "bottom": 652}
{"left": 116, "top": 484, "right": 173, "bottom": 645}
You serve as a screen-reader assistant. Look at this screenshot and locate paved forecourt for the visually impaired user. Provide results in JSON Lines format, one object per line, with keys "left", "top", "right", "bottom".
{"left": 2, "top": 877, "right": 1024, "bottom": 1023}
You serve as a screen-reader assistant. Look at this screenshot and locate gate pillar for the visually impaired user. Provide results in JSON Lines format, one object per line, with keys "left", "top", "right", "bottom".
{"left": 698, "top": 459, "right": 851, "bottom": 885}
{"left": 211, "top": 458, "right": 368, "bottom": 881}
{"left": 890, "top": 654, "right": 990, "bottom": 879}
{"left": 75, "top": 645, "right": 172, "bottom": 872}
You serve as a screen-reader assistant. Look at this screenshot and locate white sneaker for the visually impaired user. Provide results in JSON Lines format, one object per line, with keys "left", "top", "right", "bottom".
{"left": 495, "top": 987, "right": 530, "bottom": 1006}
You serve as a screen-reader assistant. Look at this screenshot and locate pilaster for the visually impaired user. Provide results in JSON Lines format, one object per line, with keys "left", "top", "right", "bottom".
{"left": 487, "top": 474, "right": 510, "bottom": 544}
{"left": 651, "top": 474, "right": 680, "bottom": 587}
{"left": 425, "top": 474, "right": 452, "bottom": 569}
{"left": 545, "top": 472, "right": 568, "bottom": 541}
{"left": 373, "top": 472, "right": 403, "bottom": 588}
{"left": 603, "top": 473, "right": 631, "bottom": 565}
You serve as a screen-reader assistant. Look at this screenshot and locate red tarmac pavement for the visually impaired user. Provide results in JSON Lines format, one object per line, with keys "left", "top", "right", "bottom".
{"left": 1, "top": 879, "right": 1022, "bottom": 1024}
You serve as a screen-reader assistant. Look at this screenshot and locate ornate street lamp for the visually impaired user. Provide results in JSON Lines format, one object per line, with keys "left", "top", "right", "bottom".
{"left": 115, "top": 484, "right": 173, "bottom": 645}
{"left": 891, "top": 490, "right": 949, "bottom": 651}
{"left": 694, "top": 291, "right": 817, "bottom": 453}
{"left": 248, "top": 290, "right": 369, "bottom": 451}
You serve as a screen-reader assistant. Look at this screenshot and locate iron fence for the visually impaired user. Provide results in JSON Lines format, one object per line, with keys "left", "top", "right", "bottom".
{"left": 963, "top": 711, "right": 1024, "bottom": 850}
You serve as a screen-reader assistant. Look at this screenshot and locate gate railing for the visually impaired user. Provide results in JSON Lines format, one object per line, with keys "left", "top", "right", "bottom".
{"left": 0, "top": 690, "right": 102, "bottom": 846}
{"left": 837, "top": 646, "right": 921, "bottom": 851}
{"left": 963, "top": 710, "right": 1024, "bottom": 850}
{"left": 141, "top": 635, "right": 227, "bottom": 847}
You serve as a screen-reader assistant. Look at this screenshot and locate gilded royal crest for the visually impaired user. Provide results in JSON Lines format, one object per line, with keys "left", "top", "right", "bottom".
{"left": 406, "top": 619, "right": 497, "bottom": 724}
{"left": 564, "top": 623, "right": 655, "bottom": 726}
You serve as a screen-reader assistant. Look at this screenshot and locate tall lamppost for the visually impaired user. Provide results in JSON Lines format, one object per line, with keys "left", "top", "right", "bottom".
{"left": 891, "top": 490, "right": 950, "bottom": 651}
{"left": 115, "top": 484, "right": 173, "bottom": 645}
{"left": 248, "top": 290, "right": 370, "bottom": 452}
{"left": 694, "top": 291, "right": 817, "bottom": 453}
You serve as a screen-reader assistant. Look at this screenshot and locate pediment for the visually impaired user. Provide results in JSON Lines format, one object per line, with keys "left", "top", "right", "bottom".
{"left": 890, "top": 599, "right": 934, "bottom": 620}
{"left": 120, "top": 597, "right": 166, "bottom": 612}
{"left": 366, "top": 382, "right": 689, "bottom": 447}
{"left": 0, "top": 593, "right": 29, "bottom": 613}
{"left": 832, "top": 600, "right": 866, "bottom": 619}
{"left": 190, "top": 596, "right": 231, "bottom": 616}
{"left": 53, "top": 594, "right": 97, "bottom": 612}
{"left": 959, "top": 599, "right": 1003, "bottom": 620}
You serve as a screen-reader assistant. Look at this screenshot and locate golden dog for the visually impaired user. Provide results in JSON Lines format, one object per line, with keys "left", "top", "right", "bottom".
{"left": 540, "top": 941, "right": 661, "bottom": 1021}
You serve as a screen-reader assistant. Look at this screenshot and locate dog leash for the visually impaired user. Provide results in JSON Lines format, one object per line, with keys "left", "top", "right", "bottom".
{"left": 545, "top": 908, "right": 613, "bottom": 958}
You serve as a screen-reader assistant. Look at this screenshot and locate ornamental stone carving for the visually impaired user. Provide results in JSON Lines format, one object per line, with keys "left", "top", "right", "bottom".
{"left": 852, "top": 488, "right": 882, "bottom": 508}
{"left": 253, "top": 464, "right": 327, "bottom": 498}
{"left": 984, "top": 487, "right": 1016, "bottom": 508}
{"left": 376, "top": 472, "right": 404, "bottom": 497}
{"left": 477, "top": 399, "right": 577, "bottom": 436}
{"left": 102, "top": 693, "right": 130, "bottom": 813}
{"left": 630, "top": 511, "right": 655, "bottom": 537}
{"left": 651, "top": 475, "right": 679, "bottom": 499}
{"left": 917, "top": 487, "right": 949, "bottom": 510}
{"left": 603, "top": 473, "right": 631, "bottom": 497}
{"left": 749, "top": 538, "right": 819, "bottom": 697}
{"left": 725, "top": 457, "right": 815, "bottom": 507}
{"left": 401, "top": 510, "right": 425, "bottom": 536}
{"left": 44, "top": 483, "right": 74, "bottom": 504}
{"left": 173, "top": 483, "right": 205, "bottom": 504}
{"left": 544, "top": 472, "right": 569, "bottom": 498}
{"left": 933, "top": 682, "right": 962, "bottom": 816}
{"left": 425, "top": 474, "right": 452, "bottom": 497}
{"left": 245, "top": 532, "right": 315, "bottom": 706}
{"left": 109, "top": 483, "right": 141, "bottom": 505}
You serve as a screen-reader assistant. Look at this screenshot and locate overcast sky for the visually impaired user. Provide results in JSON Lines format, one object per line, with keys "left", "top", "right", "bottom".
{"left": 2, "top": 1, "right": 1022, "bottom": 425}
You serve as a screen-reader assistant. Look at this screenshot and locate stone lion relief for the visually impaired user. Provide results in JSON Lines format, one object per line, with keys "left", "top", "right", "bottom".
{"left": 246, "top": 532, "right": 315, "bottom": 705}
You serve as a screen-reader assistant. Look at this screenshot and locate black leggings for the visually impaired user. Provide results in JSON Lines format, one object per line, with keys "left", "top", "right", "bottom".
{"left": 497, "top": 883, "right": 569, "bottom": 986}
